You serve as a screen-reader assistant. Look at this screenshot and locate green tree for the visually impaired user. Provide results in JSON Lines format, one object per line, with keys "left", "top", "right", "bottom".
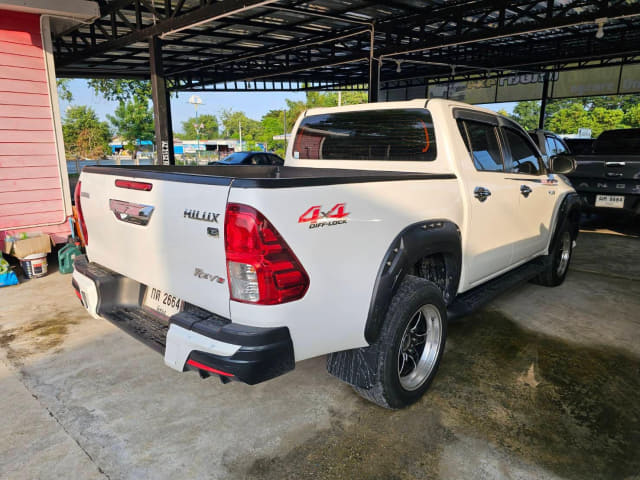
{"left": 88, "top": 79, "right": 151, "bottom": 103}
{"left": 57, "top": 78, "right": 73, "bottom": 102}
{"left": 256, "top": 115, "right": 286, "bottom": 155}
{"left": 623, "top": 104, "right": 640, "bottom": 128}
{"left": 511, "top": 101, "right": 540, "bottom": 130}
{"left": 219, "top": 109, "right": 261, "bottom": 143}
{"left": 546, "top": 103, "right": 593, "bottom": 135}
{"left": 588, "top": 107, "right": 625, "bottom": 136}
{"left": 62, "top": 106, "right": 111, "bottom": 159}
{"left": 179, "top": 114, "right": 219, "bottom": 139}
{"left": 107, "top": 99, "right": 154, "bottom": 159}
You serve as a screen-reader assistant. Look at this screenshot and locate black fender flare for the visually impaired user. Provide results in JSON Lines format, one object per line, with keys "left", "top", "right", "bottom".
{"left": 549, "top": 192, "right": 581, "bottom": 249}
{"left": 364, "top": 220, "right": 462, "bottom": 344}
{"left": 326, "top": 220, "right": 461, "bottom": 389}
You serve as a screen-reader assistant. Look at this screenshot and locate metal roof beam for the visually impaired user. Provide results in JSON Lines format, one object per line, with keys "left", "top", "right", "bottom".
{"left": 55, "top": 0, "right": 280, "bottom": 67}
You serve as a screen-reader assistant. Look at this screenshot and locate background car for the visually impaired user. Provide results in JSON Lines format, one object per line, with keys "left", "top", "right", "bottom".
{"left": 528, "top": 129, "right": 571, "bottom": 167}
{"left": 563, "top": 138, "right": 593, "bottom": 155}
{"left": 209, "top": 151, "right": 284, "bottom": 166}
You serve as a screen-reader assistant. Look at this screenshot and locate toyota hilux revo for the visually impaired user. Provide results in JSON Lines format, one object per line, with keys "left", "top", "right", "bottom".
{"left": 72, "top": 99, "right": 580, "bottom": 408}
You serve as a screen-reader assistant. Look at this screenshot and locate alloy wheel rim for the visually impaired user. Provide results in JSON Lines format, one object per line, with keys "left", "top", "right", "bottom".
{"left": 557, "top": 231, "right": 572, "bottom": 276}
{"left": 397, "top": 304, "right": 442, "bottom": 391}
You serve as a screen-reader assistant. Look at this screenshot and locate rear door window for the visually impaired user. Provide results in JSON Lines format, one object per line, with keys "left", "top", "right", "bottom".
{"left": 293, "top": 109, "right": 436, "bottom": 161}
{"left": 459, "top": 120, "right": 504, "bottom": 172}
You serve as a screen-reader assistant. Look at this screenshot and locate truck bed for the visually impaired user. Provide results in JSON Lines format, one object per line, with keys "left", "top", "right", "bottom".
{"left": 83, "top": 165, "right": 455, "bottom": 188}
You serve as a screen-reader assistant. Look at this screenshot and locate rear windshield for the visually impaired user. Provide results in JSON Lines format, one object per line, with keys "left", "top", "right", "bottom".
{"left": 293, "top": 108, "right": 437, "bottom": 161}
{"left": 594, "top": 128, "right": 640, "bottom": 155}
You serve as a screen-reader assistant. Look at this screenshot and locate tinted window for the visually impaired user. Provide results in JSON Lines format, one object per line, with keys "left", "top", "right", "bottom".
{"left": 218, "top": 152, "right": 251, "bottom": 165}
{"left": 553, "top": 137, "right": 568, "bottom": 155}
{"left": 545, "top": 136, "right": 557, "bottom": 156}
{"left": 293, "top": 109, "right": 436, "bottom": 161}
{"left": 503, "top": 129, "right": 542, "bottom": 175}
{"left": 269, "top": 154, "right": 284, "bottom": 165}
{"left": 462, "top": 120, "right": 504, "bottom": 172}
{"left": 594, "top": 128, "right": 640, "bottom": 154}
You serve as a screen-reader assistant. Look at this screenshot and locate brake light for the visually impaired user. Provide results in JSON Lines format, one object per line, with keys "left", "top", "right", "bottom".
{"left": 225, "top": 203, "right": 309, "bottom": 305}
{"left": 115, "top": 179, "right": 153, "bottom": 191}
{"left": 74, "top": 181, "right": 88, "bottom": 245}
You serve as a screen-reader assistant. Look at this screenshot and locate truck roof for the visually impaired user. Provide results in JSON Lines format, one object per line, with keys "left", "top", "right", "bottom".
{"left": 301, "top": 98, "right": 502, "bottom": 118}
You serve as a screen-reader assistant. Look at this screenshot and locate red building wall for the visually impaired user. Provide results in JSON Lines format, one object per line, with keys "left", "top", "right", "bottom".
{"left": 0, "top": 9, "right": 69, "bottom": 246}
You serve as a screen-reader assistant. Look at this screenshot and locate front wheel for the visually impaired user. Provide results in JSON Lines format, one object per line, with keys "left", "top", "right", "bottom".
{"left": 354, "top": 276, "right": 447, "bottom": 409}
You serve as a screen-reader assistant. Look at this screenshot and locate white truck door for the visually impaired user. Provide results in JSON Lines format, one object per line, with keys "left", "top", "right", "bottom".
{"left": 500, "top": 127, "right": 556, "bottom": 261}
{"left": 457, "top": 119, "right": 519, "bottom": 287}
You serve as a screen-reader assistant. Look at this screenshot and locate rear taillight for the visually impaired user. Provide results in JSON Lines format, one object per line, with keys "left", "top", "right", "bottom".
{"left": 74, "top": 181, "right": 88, "bottom": 245}
{"left": 224, "top": 203, "right": 309, "bottom": 305}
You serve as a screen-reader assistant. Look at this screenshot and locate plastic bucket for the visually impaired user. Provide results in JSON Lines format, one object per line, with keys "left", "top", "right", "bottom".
{"left": 20, "top": 253, "right": 48, "bottom": 279}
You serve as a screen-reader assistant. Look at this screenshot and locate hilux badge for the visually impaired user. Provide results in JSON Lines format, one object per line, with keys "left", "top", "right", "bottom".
{"left": 184, "top": 209, "right": 219, "bottom": 223}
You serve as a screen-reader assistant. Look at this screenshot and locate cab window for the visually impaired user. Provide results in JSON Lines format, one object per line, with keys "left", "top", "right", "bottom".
{"left": 502, "top": 128, "right": 543, "bottom": 175}
{"left": 294, "top": 109, "right": 436, "bottom": 161}
{"left": 458, "top": 120, "right": 504, "bottom": 172}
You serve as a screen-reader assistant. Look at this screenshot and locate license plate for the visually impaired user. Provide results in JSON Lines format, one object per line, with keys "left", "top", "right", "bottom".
{"left": 595, "top": 194, "right": 625, "bottom": 208}
{"left": 143, "top": 287, "right": 183, "bottom": 319}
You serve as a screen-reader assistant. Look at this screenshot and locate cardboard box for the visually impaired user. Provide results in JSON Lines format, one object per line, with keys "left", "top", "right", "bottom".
{"left": 3, "top": 234, "right": 52, "bottom": 259}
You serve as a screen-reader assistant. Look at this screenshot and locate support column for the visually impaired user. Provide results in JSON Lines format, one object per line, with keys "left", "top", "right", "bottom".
{"left": 368, "top": 57, "right": 379, "bottom": 103}
{"left": 149, "top": 36, "right": 174, "bottom": 165}
{"left": 538, "top": 72, "right": 550, "bottom": 130}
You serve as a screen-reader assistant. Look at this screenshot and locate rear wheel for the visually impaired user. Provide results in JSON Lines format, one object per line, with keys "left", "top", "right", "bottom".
{"left": 535, "top": 223, "right": 574, "bottom": 286}
{"left": 354, "top": 276, "right": 447, "bottom": 409}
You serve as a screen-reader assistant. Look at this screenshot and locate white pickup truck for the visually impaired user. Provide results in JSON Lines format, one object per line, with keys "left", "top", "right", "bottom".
{"left": 72, "top": 99, "right": 581, "bottom": 409}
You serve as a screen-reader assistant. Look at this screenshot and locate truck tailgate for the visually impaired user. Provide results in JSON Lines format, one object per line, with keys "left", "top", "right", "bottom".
{"left": 78, "top": 169, "right": 232, "bottom": 318}
{"left": 572, "top": 155, "right": 640, "bottom": 181}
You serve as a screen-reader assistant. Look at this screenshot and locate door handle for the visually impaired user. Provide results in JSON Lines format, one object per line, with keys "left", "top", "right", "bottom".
{"left": 474, "top": 186, "right": 491, "bottom": 202}
{"left": 109, "top": 199, "right": 155, "bottom": 226}
{"left": 520, "top": 185, "right": 532, "bottom": 198}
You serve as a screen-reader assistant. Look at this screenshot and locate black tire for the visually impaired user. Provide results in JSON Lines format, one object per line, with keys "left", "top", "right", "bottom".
{"left": 353, "top": 275, "right": 447, "bottom": 409}
{"left": 534, "top": 222, "right": 574, "bottom": 287}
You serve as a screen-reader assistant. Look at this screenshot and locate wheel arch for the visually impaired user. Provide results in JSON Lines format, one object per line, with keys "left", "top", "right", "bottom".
{"left": 549, "top": 192, "right": 581, "bottom": 249}
{"left": 364, "top": 220, "right": 462, "bottom": 344}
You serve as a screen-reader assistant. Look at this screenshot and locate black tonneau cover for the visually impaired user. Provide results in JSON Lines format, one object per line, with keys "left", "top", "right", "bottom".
{"left": 83, "top": 165, "right": 456, "bottom": 189}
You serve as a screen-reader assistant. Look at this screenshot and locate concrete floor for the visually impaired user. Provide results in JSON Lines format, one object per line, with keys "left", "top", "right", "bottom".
{"left": 1, "top": 219, "right": 638, "bottom": 480}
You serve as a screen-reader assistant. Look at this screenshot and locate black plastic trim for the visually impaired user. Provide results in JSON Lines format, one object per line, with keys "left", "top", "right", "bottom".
{"left": 453, "top": 108, "right": 499, "bottom": 126}
{"left": 82, "top": 165, "right": 456, "bottom": 189}
{"left": 550, "top": 192, "right": 582, "bottom": 246}
{"left": 364, "top": 220, "right": 462, "bottom": 344}
{"left": 73, "top": 256, "right": 295, "bottom": 385}
{"left": 187, "top": 330, "right": 295, "bottom": 385}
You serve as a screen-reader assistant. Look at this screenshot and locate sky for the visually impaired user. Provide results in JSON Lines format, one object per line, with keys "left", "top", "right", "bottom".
{"left": 60, "top": 79, "right": 516, "bottom": 135}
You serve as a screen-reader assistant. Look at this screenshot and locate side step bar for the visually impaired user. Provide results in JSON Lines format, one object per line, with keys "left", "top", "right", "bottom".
{"left": 447, "top": 261, "right": 546, "bottom": 320}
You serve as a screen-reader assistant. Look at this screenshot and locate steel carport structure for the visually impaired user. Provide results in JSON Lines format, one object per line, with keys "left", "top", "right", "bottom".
{"left": 51, "top": 0, "right": 640, "bottom": 164}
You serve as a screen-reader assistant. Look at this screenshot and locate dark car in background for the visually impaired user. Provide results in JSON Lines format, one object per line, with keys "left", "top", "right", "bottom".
{"left": 564, "top": 138, "right": 593, "bottom": 155}
{"left": 567, "top": 128, "right": 640, "bottom": 216}
{"left": 528, "top": 129, "right": 571, "bottom": 167}
{"left": 209, "top": 151, "right": 284, "bottom": 166}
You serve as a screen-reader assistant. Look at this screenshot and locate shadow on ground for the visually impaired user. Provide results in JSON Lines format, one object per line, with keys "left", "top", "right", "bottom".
{"left": 238, "top": 311, "right": 640, "bottom": 480}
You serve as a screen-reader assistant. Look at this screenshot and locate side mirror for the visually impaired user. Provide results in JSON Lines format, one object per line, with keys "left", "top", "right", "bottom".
{"left": 549, "top": 154, "right": 576, "bottom": 174}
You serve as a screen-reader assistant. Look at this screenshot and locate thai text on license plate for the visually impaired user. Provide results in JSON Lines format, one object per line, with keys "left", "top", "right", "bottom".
{"left": 144, "top": 287, "right": 183, "bottom": 318}
{"left": 595, "top": 194, "right": 624, "bottom": 208}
